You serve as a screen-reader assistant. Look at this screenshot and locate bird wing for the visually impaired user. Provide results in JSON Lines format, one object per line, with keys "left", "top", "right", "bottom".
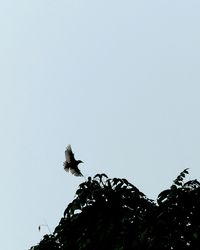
{"left": 70, "top": 167, "right": 83, "bottom": 177}
{"left": 65, "top": 144, "right": 75, "bottom": 163}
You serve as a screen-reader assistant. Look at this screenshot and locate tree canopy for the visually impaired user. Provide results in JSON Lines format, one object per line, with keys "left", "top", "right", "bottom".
{"left": 30, "top": 169, "right": 200, "bottom": 250}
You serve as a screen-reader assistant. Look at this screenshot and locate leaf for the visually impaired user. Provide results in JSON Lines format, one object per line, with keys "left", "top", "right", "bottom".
{"left": 76, "top": 188, "right": 82, "bottom": 196}
{"left": 157, "top": 189, "right": 171, "bottom": 204}
{"left": 121, "top": 178, "right": 129, "bottom": 186}
{"left": 172, "top": 168, "right": 190, "bottom": 188}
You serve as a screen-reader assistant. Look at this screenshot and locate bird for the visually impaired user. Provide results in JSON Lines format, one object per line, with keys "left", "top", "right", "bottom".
{"left": 63, "top": 145, "right": 83, "bottom": 176}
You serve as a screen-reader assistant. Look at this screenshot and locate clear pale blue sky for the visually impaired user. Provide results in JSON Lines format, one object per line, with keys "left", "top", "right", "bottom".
{"left": 1, "top": 1, "right": 200, "bottom": 249}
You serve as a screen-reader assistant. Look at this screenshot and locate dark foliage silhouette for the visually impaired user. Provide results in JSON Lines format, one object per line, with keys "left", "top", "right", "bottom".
{"left": 30, "top": 170, "right": 200, "bottom": 250}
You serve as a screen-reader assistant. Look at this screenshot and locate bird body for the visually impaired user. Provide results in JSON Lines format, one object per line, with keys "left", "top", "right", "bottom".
{"left": 63, "top": 145, "right": 83, "bottom": 176}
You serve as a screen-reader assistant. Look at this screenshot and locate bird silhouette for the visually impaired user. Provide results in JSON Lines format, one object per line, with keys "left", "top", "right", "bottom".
{"left": 63, "top": 145, "right": 83, "bottom": 176}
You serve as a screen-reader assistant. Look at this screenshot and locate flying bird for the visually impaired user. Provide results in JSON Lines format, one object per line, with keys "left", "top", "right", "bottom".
{"left": 63, "top": 145, "right": 83, "bottom": 176}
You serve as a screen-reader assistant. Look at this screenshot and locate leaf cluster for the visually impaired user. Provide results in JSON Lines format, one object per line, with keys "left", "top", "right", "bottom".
{"left": 30, "top": 170, "right": 200, "bottom": 250}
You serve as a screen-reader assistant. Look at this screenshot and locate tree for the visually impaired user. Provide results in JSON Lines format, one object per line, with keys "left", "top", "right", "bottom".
{"left": 30, "top": 170, "right": 200, "bottom": 250}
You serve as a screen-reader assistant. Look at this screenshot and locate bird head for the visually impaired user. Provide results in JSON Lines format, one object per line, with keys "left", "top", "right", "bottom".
{"left": 77, "top": 160, "right": 83, "bottom": 165}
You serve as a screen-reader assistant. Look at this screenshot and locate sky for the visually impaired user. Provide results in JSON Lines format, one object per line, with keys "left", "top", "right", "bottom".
{"left": 1, "top": 0, "right": 200, "bottom": 249}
